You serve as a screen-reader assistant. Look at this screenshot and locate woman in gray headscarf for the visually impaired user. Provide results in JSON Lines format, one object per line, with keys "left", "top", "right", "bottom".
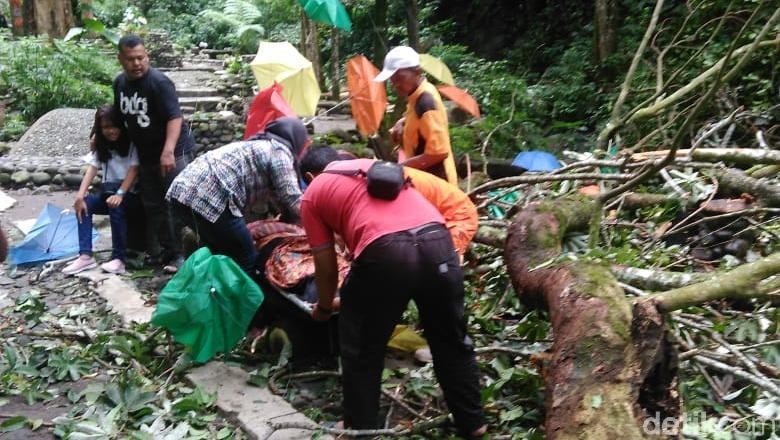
{"left": 166, "top": 117, "right": 310, "bottom": 273}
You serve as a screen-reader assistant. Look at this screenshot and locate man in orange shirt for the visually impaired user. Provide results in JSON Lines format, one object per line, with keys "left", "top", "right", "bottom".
{"left": 303, "top": 145, "right": 478, "bottom": 256}
{"left": 374, "top": 46, "right": 458, "bottom": 186}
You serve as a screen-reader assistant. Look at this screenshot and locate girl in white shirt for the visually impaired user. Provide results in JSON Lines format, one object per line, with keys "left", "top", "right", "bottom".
{"left": 63, "top": 105, "right": 139, "bottom": 275}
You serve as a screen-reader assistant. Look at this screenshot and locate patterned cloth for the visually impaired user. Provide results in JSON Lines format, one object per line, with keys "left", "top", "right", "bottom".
{"left": 166, "top": 139, "right": 302, "bottom": 223}
{"left": 248, "top": 220, "right": 351, "bottom": 290}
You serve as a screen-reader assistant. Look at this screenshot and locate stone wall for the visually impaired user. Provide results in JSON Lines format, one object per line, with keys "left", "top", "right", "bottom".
{"left": 189, "top": 110, "right": 245, "bottom": 153}
{"left": 0, "top": 156, "right": 91, "bottom": 190}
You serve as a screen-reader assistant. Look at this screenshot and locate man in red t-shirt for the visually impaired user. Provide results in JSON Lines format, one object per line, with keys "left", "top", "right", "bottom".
{"left": 299, "top": 147, "right": 486, "bottom": 438}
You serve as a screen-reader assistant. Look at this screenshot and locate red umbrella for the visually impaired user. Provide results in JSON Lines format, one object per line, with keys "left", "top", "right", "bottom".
{"left": 346, "top": 55, "right": 387, "bottom": 136}
{"left": 436, "top": 84, "right": 481, "bottom": 119}
{"left": 243, "top": 83, "right": 297, "bottom": 140}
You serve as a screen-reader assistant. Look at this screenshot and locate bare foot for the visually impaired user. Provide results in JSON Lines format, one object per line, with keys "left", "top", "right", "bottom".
{"left": 470, "top": 425, "right": 487, "bottom": 438}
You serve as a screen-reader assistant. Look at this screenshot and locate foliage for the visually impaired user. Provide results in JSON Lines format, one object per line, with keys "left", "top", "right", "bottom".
{"left": 198, "top": 0, "right": 266, "bottom": 53}
{"left": 0, "top": 113, "right": 28, "bottom": 142}
{"left": 0, "top": 36, "right": 117, "bottom": 124}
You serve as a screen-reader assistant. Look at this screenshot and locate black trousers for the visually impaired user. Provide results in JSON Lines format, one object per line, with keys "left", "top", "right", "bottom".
{"left": 338, "top": 223, "right": 484, "bottom": 434}
{"left": 169, "top": 200, "right": 257, "bottom": 274}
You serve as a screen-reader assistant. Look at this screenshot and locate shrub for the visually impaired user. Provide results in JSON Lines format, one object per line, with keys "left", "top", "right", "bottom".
{"left": 0, "top": 113, "right": 28, "bottom": 141}
{"left": 0, "top": 36, "right": 117, "bottom": 123}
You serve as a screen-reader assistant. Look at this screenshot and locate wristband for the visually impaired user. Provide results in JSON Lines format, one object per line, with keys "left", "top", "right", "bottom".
{"left": 116, "top": 188, "right": 126, "bottom": 196}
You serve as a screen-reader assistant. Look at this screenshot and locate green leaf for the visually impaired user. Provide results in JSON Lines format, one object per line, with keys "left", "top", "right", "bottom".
{"left": 499, "top": 408, "right": 524, "bottom": 422}
{"left": 0, "top": 416, "right": 28, "bottom": 432}
{"left": 82, "top": 18, "right": 106, "bottom": 33}
{"left": 591, "top": 394, "right": 603, "bottom": 408}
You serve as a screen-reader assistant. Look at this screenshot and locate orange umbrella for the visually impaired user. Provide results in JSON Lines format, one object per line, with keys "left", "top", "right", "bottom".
{"left": 346, "top": 55, "right": 387, "bottom": 135}
{"left": 436, "top": 84, "right": 481, "bottom": 119}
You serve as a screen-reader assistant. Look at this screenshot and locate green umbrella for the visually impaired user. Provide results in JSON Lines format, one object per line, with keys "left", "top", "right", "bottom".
{"left": 298, "top": 0, "right": 352, "bottom": 32}
{"left": 151, "top": 247, "right": 264, "bottom": 363}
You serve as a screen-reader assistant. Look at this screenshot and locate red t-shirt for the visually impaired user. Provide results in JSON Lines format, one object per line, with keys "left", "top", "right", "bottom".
{"left": 301, "top": 159, "right": 445, "bottom": 258}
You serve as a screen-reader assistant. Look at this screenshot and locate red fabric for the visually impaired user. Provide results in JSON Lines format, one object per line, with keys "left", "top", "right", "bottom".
{"left": 243, "top": 83, "right": 296, "bottom": 140}
{"left": 301, "top": 159, "right": 444, "bottom": 258}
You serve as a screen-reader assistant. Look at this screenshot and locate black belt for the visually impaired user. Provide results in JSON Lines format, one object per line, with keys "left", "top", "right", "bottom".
{"left": 406, "top": 222, "right": 443, "bottom": 235}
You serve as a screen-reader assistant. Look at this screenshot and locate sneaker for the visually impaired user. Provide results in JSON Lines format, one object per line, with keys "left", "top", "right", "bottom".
{"left": 162, "top": 256, "right": 184, "bottom": 274}
{"left": 100, "top": 258, "right": 126, "bottom": 274}
{"left": 62, "top": 255, "right": 97, "bottom": 275}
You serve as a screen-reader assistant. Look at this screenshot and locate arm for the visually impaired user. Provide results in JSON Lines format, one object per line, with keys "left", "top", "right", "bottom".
{"left": 106, "top": 165, "right": 138, "bottom": 209}
{"left": 74, "top": 165, "right": 98, "bottom": 222}
{"left": 160, "top": 117, "right": 183, "bottom": 176}
{"left": 268, "top": 146, "right": 303, "bottom": 222}
{"left": 390, "top": 117, "right": 406, "bottom": 145}
{"left": 311, "top": 246, "right": 339, "bottom": 321}
{"left": 401, "top": 151, "right": 448, "bottom": 170}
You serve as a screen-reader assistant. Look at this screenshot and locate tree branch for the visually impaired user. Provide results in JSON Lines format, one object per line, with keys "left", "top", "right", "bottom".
{"left": 648, "top": 252, "right": 780, "bottom": 312}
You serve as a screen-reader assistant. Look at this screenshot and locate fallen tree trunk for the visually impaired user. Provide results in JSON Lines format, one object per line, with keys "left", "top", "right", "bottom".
{"left": 714, "top": 168, "right": 780, "bottom": 207}
{"left": 504, "top": 196, "right": 677, "bottom": 439}
{"left": 630, "top": 148, "right": 780, "bottom": 166}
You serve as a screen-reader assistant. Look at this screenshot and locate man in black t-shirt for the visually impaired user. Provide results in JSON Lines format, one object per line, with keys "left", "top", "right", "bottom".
{"left": 113, "top": 34, "right": 195, "bottom": 273}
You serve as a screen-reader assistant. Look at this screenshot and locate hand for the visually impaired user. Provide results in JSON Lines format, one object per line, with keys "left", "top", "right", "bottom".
{"left": 160, "top": 150, "right": 175, "bottom": 177}
{"left": 311, "top": 303, "right": 333, "bottom": 322}
{"left": 73, "top": 197, "right": 88, "bottom": 222}
{"left": 106, "top": 194, "right": 124, "bottom": 208}
{"left": 390, "top": 119, "right": 405, "bottom": 145}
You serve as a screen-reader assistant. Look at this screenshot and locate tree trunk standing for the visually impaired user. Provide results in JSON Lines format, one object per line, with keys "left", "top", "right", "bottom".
{"left": 330, "top": 28, "right": 340, "bottom": 101}
{"left": 594, "top": 0, "right": 619, "bottom": 63}
{"left": 504, "top": 197, "right": 679, "bottom": 439}
{"left": 405, "top": 0, "right": 419, "bottom": 51}
{"left": 11, "top": 0, "right": 73, "bottom": 37}
{"left": 300, "top": 12, "right": 322, "bottom": 86}
{"left": 8, "top": 0, "right": 24, "bottom": 35}
{"left": 373, "top": 0, "right": 388, "bottom": 67}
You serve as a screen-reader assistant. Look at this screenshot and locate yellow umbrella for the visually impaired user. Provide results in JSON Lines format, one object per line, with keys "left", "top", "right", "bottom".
{"left": 419, "top": 53, "right": 455, "bottom": 86}
{"left": 250, "top": 41, "right": 321, "bottom": 116}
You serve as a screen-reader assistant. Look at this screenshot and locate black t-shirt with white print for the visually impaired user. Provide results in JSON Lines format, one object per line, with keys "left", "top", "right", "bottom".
{"left": 113, "top": 68, "right": 194, "bottom": 165}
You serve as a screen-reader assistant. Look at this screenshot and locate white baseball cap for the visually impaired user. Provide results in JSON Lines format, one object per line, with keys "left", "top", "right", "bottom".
{"left": 373, "top": 46, "right": 420, "bottom": 82}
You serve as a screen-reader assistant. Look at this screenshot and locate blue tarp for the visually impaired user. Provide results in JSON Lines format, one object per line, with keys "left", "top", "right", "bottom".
{"left": 512, "top": 151, "right": 562, "bottom": 172}
{"left": 9, "top": 203, "right": 98, "bottom": 266}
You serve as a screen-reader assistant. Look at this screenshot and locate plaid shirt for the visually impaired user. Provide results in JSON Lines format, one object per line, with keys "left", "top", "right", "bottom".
{"left": 166, "top": 139, "right": 302, "bottom": 223}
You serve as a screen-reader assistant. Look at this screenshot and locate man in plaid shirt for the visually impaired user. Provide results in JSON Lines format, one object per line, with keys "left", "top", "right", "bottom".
{"left": 166, "top": 117, "right": 309, "bottom": 273}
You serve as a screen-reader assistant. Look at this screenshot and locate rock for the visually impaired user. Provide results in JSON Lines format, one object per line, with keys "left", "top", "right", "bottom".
{"left": 219, "top": 134, "right": 233, "bottom": 143}
{"left": 218, "top": 110, "right": 236, "bottom": 119}
{"left": 0, "top": 163, "right": 13, "bottom": 173}
{"left": 10, "top": 170, "right": 30, "bottom": 185}
{"left": 32, "top": 185, "right": 51, "bottom": 194}
{"left": 52, "top": 174, "right": 64, "bottom": 185}
{"left": 0, "top": 173, "right": 9, "bottom": 184}
{"left": 63, "top": 174, "right": 83, "bottom": 187}
{"left": 31, "top": 172, "right": 52, "bottom": 185}
{"left": 0, "top": 143, "right": 9, "bottom": 156}
{"left": 724, "top": 239, "right": 750, "bottom": 259}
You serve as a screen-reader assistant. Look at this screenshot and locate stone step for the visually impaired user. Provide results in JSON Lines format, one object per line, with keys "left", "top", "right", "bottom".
{"left": 177, "top": 87, "right": 221, "bottom": 98}
{"left": 178, "top": 96, "right": 224, "bottom": 112}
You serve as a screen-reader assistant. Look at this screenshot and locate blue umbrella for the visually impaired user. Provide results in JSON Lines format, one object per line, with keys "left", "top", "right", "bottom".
{"left": 9, "top": 203, "right": 98, "bottom": 265}
{"left": 511, "top": 151, "right": 562, "bottom": 172}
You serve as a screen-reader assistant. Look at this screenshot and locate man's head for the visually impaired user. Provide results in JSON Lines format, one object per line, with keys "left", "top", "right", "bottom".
{"left": 117, "top": 34, "right": 149, "bottom": 80}
{"left": 373, "top": 46, "right": 423, "bottom": 97}
{"left": 300, "top": 144, "right": 341, "bottom": 183}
